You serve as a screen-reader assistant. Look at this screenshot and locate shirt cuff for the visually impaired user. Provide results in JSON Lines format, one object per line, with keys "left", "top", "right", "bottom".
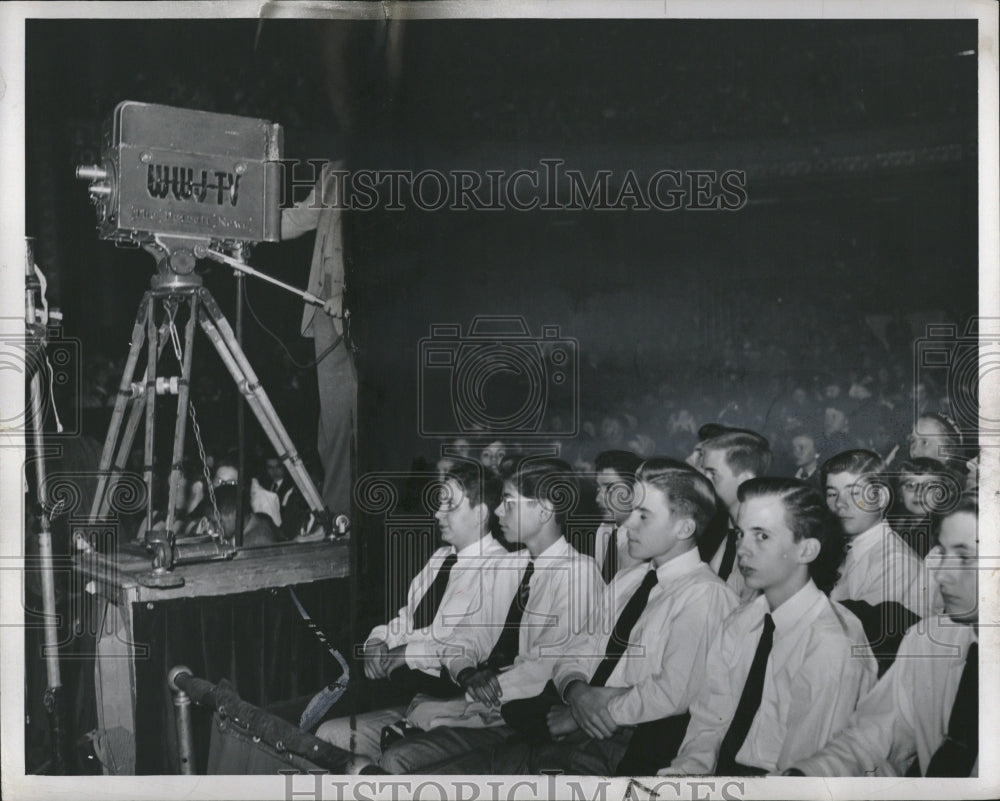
{"left": 556, "top": 672, "right": 590, "bottom": 700}
{"left": 402, "top": 640, "right": 443, "bottom": 672}
{"left": 445, "top": 656, "right": 477, "bottom": 682}
{"left": 366, "top": 626, "right": 388, "bottom": 646}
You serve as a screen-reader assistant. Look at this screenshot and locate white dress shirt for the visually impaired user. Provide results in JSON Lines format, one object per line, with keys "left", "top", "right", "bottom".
{"left": 594, "top": 521, "right": 644, "bottom": 576}
{"left": 793, "top": 615, "right": 978, "bottom": 776}
{"left": 830, "top": 521, "right": 925, "bottom": 615}
{"left": 366, "top": 535, "right": 520, "bottom": 674}
{"left": 554, "top": 549, "right": 739, "bottom": 726}
{"left": 665, "top": 580, "right": 878, "bottom": 775}
{"left": 441, "top": 536, "right": 605, "bottom": 702}
{"left": 794, "top": 465, "right": 818, "bottom": 481}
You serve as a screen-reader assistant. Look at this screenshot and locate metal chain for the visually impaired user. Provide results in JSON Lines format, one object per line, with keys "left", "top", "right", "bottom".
{"left": 188, "top": 400, "right": 222, "bottom": 536}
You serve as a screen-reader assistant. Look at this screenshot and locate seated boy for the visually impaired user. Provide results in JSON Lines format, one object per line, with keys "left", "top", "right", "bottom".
{"left": 593, "top": 449, "right": 645, "bottom": 582}
{"left": 789, "top": 492, "right": 979, "bottom": 776}
{"left": 407, "top": 458, "right": 739, "bottom": 775}
{"left": 662, "top": 478, "right": 877, "bottom": 775}
{"left": 698, "top": 429, "right": 772, "bottom": 599}
{"left": 308, "top": 461, "right": 519, "bottom": 730}
{"left": 322, "top": 457, "right": 604, "bottom": 769}
{"left": 823, "top": 449, "right": 924, "bottom": 615}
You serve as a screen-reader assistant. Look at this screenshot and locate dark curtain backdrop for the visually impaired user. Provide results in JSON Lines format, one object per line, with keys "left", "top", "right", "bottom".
{"left": 131, "top": 579, "right": 349, "bottom": 775}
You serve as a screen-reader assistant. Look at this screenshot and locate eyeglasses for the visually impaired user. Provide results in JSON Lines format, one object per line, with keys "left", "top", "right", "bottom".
{"left": 500, "top": 495, "right": 536, "bottom": 511}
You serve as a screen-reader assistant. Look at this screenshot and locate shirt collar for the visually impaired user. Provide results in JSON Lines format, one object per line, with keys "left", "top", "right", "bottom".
{"left": 653, "top": 547, "right": 702, "bottom": 583}
{"left": 535, "top": 535, "right": 571, "bottom": 560}
{"left": 456, "top": 534, "right": 502, "bottom": 559}
{"left": 753, "top": 579, "right": 824, "bottom": 631}
{"left": 849, "top": 520, "right": 888, "bottom": 559}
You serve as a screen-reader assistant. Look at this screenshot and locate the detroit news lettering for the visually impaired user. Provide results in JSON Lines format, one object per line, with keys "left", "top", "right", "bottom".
{"left": 281, "top": 773, "right": 747, "bottom": 801}
{"left": 146, "top": 163, "right": 242, "bottom": 206}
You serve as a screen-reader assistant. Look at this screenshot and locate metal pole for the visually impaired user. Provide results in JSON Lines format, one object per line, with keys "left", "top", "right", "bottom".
{"left": 143, "top": 298, "right": 159, "bottom": 541}
{"left": 203, "top": 247, "right": 328, "bottom": 309}
{"left": 25, "top": 239, "right": 67, "bottom": 772}
{"left": 164, "top": 292, "right": 198, "bottom": 537}
{"left": 167, "top": 666, "right": 196, "bottom": 775}
{"left": 234, "top": 257, "right": 245, "bottom": 548}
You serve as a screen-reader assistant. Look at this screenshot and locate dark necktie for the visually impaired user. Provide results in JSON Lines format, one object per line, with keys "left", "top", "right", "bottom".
{"left": 715, "top": 613, "right": 775, "bottom": 775}
{"left": 718, "top": 527, "right": 738, "bottom": 581}
{"left": 925, "top": 641, "right": 978, "bottom": 777}
{"left": 601, "top": 527, "right": 619, "bottom": 584}
{"left": 412, "top": 552, "right": 458, "bottom": 630}
{"left": 485, "top": 561, "right": 535, "bottom": 671}
{"left": 590, "top": 568, "right": 659, "bottom": 687}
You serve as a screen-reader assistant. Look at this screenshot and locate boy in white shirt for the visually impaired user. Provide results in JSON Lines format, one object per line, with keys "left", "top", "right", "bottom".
{"left": 410, "top": 458, "right": 740, "bottom": 775}
{"left": 663, "top": 478, "right": 877, "bottom": 775}
{"left": 788, "top": 491, "right": 979, "bottom": 777}
{"left": 310, "top": 461, "right": 518, "bottom": 731}
{"left": 324, "top": 457, "right": 603, "bottom": 769}
{"left": 823, "top": 449, "right": 924, "bottom": 615}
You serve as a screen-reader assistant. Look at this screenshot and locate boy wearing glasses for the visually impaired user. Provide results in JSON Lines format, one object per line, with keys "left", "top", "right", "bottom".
{"left": 401, "top": 459, "right": 739, "bottom": 775}
{"left": 328, "top": 457, "right": 604, "bottom": 770}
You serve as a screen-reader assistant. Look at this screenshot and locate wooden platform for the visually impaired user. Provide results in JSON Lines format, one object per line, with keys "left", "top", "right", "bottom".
{"left": 75, "top": 538, "right": 350, "bottom": 603}
{"left": 74, "top": 539, "right": 352, "bottom": 775}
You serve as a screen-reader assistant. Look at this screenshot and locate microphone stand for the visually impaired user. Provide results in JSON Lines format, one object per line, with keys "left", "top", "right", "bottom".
{"left": 25, "top": 238, "right": 68, "bottom": 773}
{"left": 234, "top": 244, "right": 245, "bottom": 548}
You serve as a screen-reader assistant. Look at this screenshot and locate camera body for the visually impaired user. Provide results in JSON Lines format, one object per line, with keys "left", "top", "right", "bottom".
{"left": 78, "top": 101, "right": 284, "bottom": 251}
{"left": 418, "top": 315, "right": 578, "bottom": 437}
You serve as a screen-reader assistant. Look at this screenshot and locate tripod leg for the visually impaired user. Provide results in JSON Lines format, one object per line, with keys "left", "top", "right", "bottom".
{"left": 97, "top": 403, "right": 144, "bottom": 522}
{"left": 142, "top": 298, "right": 160, "bottom": 537}
{"left": 90, "top": 293, "right": 150, "bottom": 522}
{"left": 164, "top": 294, "right": 198, "bottom": 536}
{"left": 97, "top": 314, "right": 175, "bottom": 522}
{"left": 197, "top": 292, "right": 326, "bottom": 514}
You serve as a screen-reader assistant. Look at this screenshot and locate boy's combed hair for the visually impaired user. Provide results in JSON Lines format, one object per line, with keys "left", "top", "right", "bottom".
{"left": 738, "top": 477, "right": 846, "bottom": 594}
{"left": 820, "top": 448, "right": 886, "bottom": 487}
{"left": 931, "top": 489, "right": 978, "bottom": 542}
{"left": 594, "top": 450, "right": 643, "bottom": 482}
{"left": 702, "top": 430, "right": 772, "bottom": 477}
{"left": 501, "top": 456, "right": 578, "bottom": 526}
{"left": 445, "top": 460, "right": 503, "bottom": 515}
{"left": 697, "top": 423, "right": 731, "bottom": 443}
{"left": 896, "top": 456, "right": 949, "bottom": 477}
{"left": 635, "top": 457, "right": 718, "bottom": 540}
